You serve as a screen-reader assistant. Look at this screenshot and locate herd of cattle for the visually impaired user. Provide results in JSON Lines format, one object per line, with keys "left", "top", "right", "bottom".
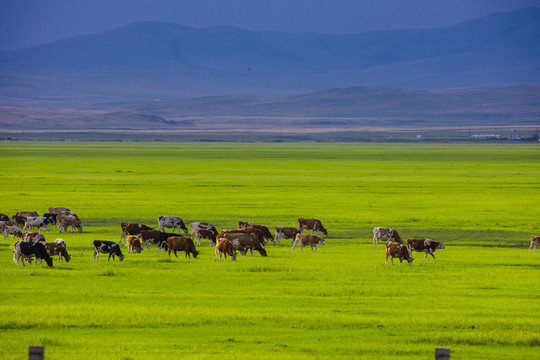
{"left": 2, "top": 209, "right": 539, "bottom": 268}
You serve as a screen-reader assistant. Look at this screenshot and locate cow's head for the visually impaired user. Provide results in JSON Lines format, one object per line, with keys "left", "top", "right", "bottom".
{"left": 406, "top": 256, "right": 414, "bottom": 265}
{"left": 230, "top": 251, "right": 237, "bottom": 262}
{"left": 318, "top": 237, "right": 325, "bottom": 245}
{"left": 321, "top": 228, "right": 328, "bottom": 237}
{"left": 437, "top": 242, "right": 445, "bottom": 249}
{"left": 259, "top": 248, "right": 267, "bottom": 257}
{"left": 118, "top": 254, "right": 125, "bottom": 261}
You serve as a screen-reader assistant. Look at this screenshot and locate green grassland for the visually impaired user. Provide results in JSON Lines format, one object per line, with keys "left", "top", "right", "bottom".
{"left": 0, "top": 142, "right": 539, "bottom": 359}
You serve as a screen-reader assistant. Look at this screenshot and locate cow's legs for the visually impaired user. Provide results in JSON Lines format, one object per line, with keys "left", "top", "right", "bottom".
{"left": 429, "top": 252, "right": 436, "bottom": 260}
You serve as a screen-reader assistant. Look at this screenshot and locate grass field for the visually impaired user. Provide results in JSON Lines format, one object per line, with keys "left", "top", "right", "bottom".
{"left": 0, "top": 142, "right": 539, "bottom": 359}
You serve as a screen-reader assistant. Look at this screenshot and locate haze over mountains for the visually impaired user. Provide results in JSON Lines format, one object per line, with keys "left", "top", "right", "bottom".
{"left": 0, "top": 8, "right": 539, "bottom": 132}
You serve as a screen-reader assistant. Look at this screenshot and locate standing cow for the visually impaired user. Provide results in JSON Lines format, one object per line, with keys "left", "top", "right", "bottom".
{"left": 298, "top": 218, "right": 328, "bottom": 237}
{"left": 126, "top": 235, "right": 143, "bottom": 253}
{"left": 292, "top": 234, "right": 325, "bottom": 252}
{"left": 218, "top": 232, "right": 267, "bottom": 257}
{"left": 373, "top": 227, "right": 401, "bottom": 247}
{"left": 385, "top": 242, "right": 413, "bottom": 265}
{"left": 167, "top": 236, "right": 199, "bottom": 259}
{"left": 215, "top": 238, "right": 237, "bottom": 262}
{"left": 158, "top": 216, "right": 189, "bottom": 235}
{"left": 57, "top": 214, "right": 83, "bottom": 233}
{"left": 120, "top": 223, "right": 154, "bottom": 243}
{"left": 275, "top": 226, "right": 301, "bottom": 246}
{"left": 93, "top": 240, "right": 124, "bottom": 261}
{"left": 406, "top": 238, "right": 445, "bottom": 260}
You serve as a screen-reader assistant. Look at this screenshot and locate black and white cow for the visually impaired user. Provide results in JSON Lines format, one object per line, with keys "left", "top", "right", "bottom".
{"left": 4, "top": 225, "right": 22, "bottom": 240}
{"left": 13, "top": 241, "right": 53, "bottom": 267}
{"left": 23, "top": 216, "right": 52, "bottom": 234}
{"left": 93, "top": 240, "right": 125, "bottom": 261}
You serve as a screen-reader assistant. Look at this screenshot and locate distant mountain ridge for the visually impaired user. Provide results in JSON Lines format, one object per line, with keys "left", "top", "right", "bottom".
{"left": 1, "top": 8, "right": 539, "bottom": 107}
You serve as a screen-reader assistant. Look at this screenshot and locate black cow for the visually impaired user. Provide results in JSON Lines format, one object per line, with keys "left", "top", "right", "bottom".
{"left": 13, "top": 241, "right": 53, "bottom": 267}
{"left": 93, "top": 240, "right": 125, "bottom": 261}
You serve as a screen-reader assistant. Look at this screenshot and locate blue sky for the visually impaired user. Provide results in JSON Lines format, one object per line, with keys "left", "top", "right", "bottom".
{"left": 1, "top": 0, "right": 539, "bottom": 50}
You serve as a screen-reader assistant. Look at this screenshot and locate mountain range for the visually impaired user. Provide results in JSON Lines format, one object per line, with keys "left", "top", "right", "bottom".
{"left": 0, "top": 8, "right": 539, "bottom": 132}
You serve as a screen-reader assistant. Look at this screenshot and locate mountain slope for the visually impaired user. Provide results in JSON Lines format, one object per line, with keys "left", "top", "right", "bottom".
{"left": 0, "top": 8, "right": 539, "bottom": 106}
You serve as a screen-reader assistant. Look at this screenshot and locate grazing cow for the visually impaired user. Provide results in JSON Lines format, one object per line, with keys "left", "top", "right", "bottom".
{"left": 373, "top": 227, "right": 401, "bottom": 247}
{"left": 23, "top": 216, "right": 51, "bottom": 234}
{"left": 196, "top": 228, "right": 218, "bottom": 246}
{"left": 0, "top": 213, "right": 9, "bottom": 221}
{"left": 126, "top": 235, "right": 142, "bottom": 253}
{"left": 275, "top": 226, "right": 301, "bottom": 246}
{"left": 406, "top": 238, "right": 445, "bottom": 260}
{"left": 241, "top": 227, "right": 268, "bottom": 248}
{"left": 167, "top": 236, "right": 199, "bottom": 259}
{"left": 4, "top": 225, "right": 22, "bottom": 240}
{"left": 13, "top": 241, "right": 53, "bottom": 267}
{"left": 219, "top": 232, "right": 267, "bottom": 257}
{"left": 241, "top": 223, "right": 274, "bottom": 245}
{"left": 44, "top": 240, "right": 70, "bottom": 262}
{"left": 292, "top": 234, "right": 325, "bottom": 252}
{"left": 529, "top": 236, "right": 540, "bottom": 252}
{"left": 48, "top": 207, "right": 70, "bottom": 214}
{"left": 298, "top": 218, "right": 328, "bottom": 237}
{"left": 23, "top": 232, "right": 46, "bottom": 243}
{"left": 16, "top": 211, "right": 39, "bottom": 217}
{"left": 215, "top": 238, "right": 237, "bottom": 262}
{"left": 385, "top": 242, "right": 413, "bottom": 265}
{"left": 158, "top": 216, "right": 188, "bottom": 235}
{"left": 93, "top": 240, "right": 124, "bottom": 261}
{"left": 120, "top": 223, "right": 154, "bottom": 243}
{"left": 191, "top": 222, "right": 217, "bottom": 236}
{"left": 10, "top": 215, "right": 26, "bottom": 229}
{"left": 57, "top": 214, "right": 82, "bottom": 233}
{"left": 42, "top": 213, "right": 58, "bottom": 230}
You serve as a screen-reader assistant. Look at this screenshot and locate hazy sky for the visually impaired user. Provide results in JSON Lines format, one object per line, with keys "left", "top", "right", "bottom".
{"left": 1, "top": 0, "right": 539, "bottom": 50}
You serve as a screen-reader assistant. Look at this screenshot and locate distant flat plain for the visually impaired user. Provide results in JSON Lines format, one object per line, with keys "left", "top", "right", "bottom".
{"left": 0, "top": 142, "right": 538, "bottom": 359}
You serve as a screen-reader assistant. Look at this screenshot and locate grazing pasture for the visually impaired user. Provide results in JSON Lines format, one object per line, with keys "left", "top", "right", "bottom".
{"left": 0, "top": 142, "right": 539, "bottom": 359}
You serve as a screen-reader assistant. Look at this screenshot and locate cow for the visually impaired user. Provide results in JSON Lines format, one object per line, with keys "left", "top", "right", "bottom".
{"left": 406, "top": 238, "right": 445, "bottom": 260}
{"left": 196, "top": 228, "right": 218, "bottom": 246}
{"left": 48, "top": 207, "right": 70, "bottom": 214}
{"left": 275, "top": 226, "right": 301, "bottom": 246}
{"left": 93, "top": 240, "right": 124, "bottom": 261}
{"left": 4, "top": 225, "right": 22, "bottom": 240}
{"left": 139, "top": 230, "right": 162, "bottom": 251}
{"left": 57, "top": 214, "right": 83, "bottom": 233}
{"left": 215, "top": 238, "right": 237, "bottom": 262}
{"left": 126, "top": 235, "right": 142, "bottom": 253}
{"left": 373, "top": 227, "right": 401, "bottom": 247}
{"left": 23, "top": 216, "right": 51, "bottom": 234}
{"left": 167, "top": 236, "right": 199, "bottom": 259}
{"left": 16, "top": 211, "right": 39, "bottom": 217}
{"left": 158, "top": 216, "right": 188, "bottom": 235}
{"left": 191, "top": 222, "right": 216, "bottom": 236}
{"left": 44, "top": 240, "right": 70, "bottom": 262}
{"left": 529, "top": 236, "right": 540, "bottom": 252}
{"left": 10, "top": 215, "right": 26, "bottom": 229}
{"left": 23, "top": 232, "right": 46, "bottom": 243}
{"left": 218, "top": 232, "right": 267, "bottom": 257}
{"left": 42, "top": 213, "right": 58, "bottom": 230}
{"left": 240, "top": 227, "right": 268, "bottom": 248}
{"left": 241, "top": 223, "right": 273, "bottom": 245}
{"left": 120, "top": 223, "right": 154, "bottom": 243}
{"left": 298, "top": 218, "right": 328, "bottom": 237}
{"left": 292, "top": 234, "right": 325, "bottom": 252}
{"left": 13, "top": 241, "right": 53, "bottom": 267}
{"left": 385, "top": 242, "right": 413, "bottom": 265}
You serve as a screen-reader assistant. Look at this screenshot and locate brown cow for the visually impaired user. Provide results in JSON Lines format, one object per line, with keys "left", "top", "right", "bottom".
{"left": 298, "top": 218, "right": 328, "bottom": 237}
{"left": 11, "top": 215, "right": 27, "bottom": 229}
{"left": 167, "top": 236, "right": 199, "bottom": 259}
{"left": 218, "top": 232, "right": 267, "bottom": 257}
{"left": 275, "top": 226, "right": 301, "bottom": 246}
{"left": 385, "top": 242, "right": 413, "bottom": 265}
{"left": 139, "top": 230, "right": 162, "bottom": 251}
{"left": 57, "top": 214, "right": 82, "bottom": 233}
{"left": 530, "top": 236, "right": 540, "bottom": 252}
{"left": 196, "top": 228, "right": 218, "bottom": 246}
{"left": 292, "top": 234, "right": 325, "bottom": 252}
{"left": 120, "top": 223, "right": 154, "bottom": 243}
{"left": 406, "top": 238, "right": 445, "bottom": 260}
{"left": 16, "top": 211, "right": 39, "bottom": 217}
{"left": 48, "top": 207, "right": 70, "bottom": 214}
{"left": 215, "top": 238, "right": 237, "bottom": 262}
{"left": 126, "top": 235, "right": 142, "bottom": 253}
{"left": 373, "top": 227, "right": 401, "bottom": 247}
{"left": 44, "top": 240, "right": 71, "bottom": 262}
{"left": 240, "top": 223, "right": 274, "bottom": 244}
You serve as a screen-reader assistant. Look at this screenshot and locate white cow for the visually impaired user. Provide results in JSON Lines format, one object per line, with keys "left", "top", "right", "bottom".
{"left": 158, "top": 216, "right": 188, "bottom": 234}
